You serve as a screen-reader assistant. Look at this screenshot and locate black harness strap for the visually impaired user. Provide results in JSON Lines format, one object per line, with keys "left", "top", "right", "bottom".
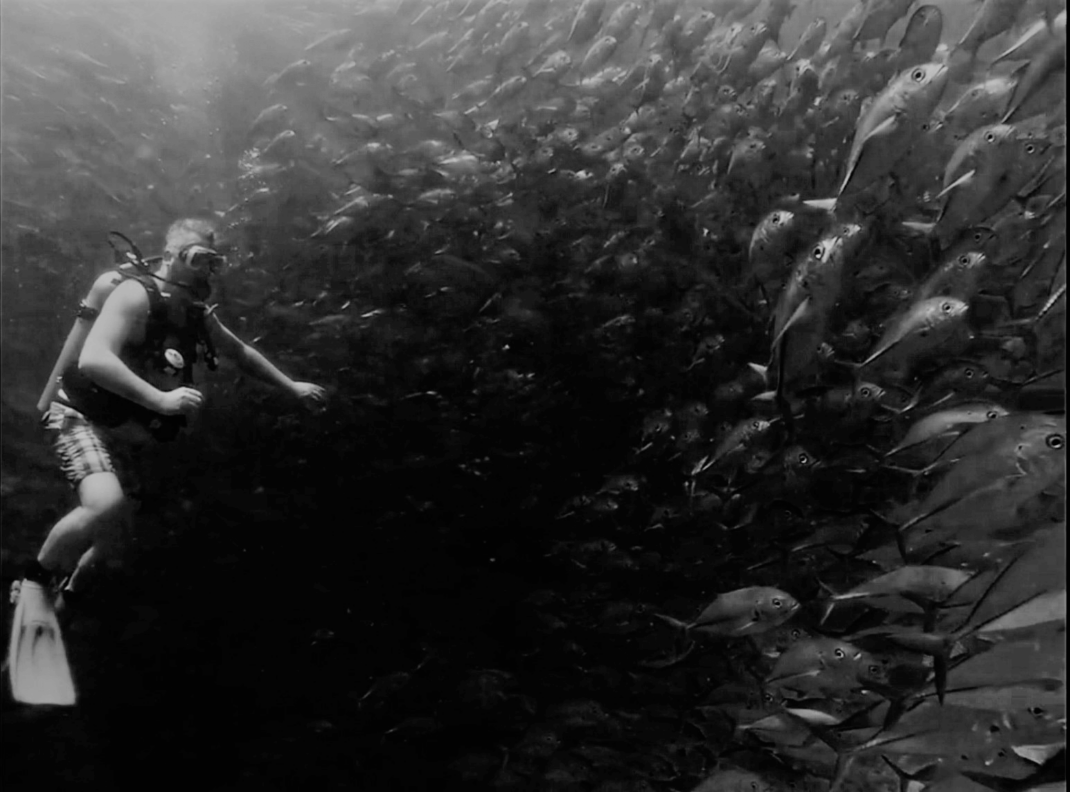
{"left": 76, "top": 302, "right": 100, "bottom": 321}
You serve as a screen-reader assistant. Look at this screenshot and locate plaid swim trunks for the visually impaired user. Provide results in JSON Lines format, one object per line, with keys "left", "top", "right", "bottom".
{"left": 43, "top": 398, "right": 146, "bottom": 495}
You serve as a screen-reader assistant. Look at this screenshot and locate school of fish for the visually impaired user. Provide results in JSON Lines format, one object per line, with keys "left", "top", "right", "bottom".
{"left": 206, "top": 0, "right": 1070, "bottom": 788}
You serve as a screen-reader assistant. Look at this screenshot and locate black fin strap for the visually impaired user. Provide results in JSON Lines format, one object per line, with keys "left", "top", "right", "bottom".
{"left": 22, "top": 559, "right": 54, "bottom": 586}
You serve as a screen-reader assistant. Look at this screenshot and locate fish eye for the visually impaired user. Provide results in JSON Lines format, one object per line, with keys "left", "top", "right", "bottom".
{"left": 813, "top": 245, "right": 824, "bottom": 258}
{"left": 985, "top": 131, "right": 996, "bottom": 143}
{"left": 791, "top": 628, "right": 802, "bottom": 639}
{"left": 869, "top": 665, "right": 881, "bottom": 674}
{"left": 860, "top": 386, "right": 872, "bottom": 397}
{"left": 911, "top": 68, "right": 926, "bottom": 81}
{"left": 1047, "top": 433, "right": 1065, "bottom": 449}
{"left": 964, "top": 367, "right": 975, "bottom": 378}
{"left": 1025, "top": 142, "right": 1037, "bottom": 154}
{"left": 1030, "top": 706, "right": 1046, "bottom": 716}
{"left": 771, "top": 597, "right": 783, "bottom": 608}
{"left": 834, "top": 648, "right": 846, "bottom": 658}
{"left": 941, "top": 301, "right": 953, "bottom": 312}
{"left": 987, "top": 410, "right": 1000, "bottom": 419}
{"left": 959, "top": 255, "right": 970, "bottom": 265}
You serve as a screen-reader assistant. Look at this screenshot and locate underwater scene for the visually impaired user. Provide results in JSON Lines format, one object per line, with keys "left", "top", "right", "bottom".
{"left": 0, "top": 0, "right": 1065, "bottom": 790}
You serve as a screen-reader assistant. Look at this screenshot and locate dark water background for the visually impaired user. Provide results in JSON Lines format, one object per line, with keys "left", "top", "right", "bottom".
{"left": 0, "top": 1, "right": 1049, "bottom": 791}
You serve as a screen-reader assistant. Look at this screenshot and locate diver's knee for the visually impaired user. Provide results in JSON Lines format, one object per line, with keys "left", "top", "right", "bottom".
{"left": 78, "top": 472, "right": 128, "bottom": 517}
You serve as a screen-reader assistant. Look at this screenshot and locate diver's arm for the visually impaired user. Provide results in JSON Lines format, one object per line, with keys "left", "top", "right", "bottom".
{"left": 208, "top": 315, "right": 299, "bottom": 393}
{"left": 77, "top": 280, "right": 167, "bottom": 412}
{"left": 36, "top": 271, "right": 125, "bottom": 413}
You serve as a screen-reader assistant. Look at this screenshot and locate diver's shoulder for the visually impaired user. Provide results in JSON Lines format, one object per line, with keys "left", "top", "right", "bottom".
{"left": 101, "top": 275, "right": 153, "bottom": 312}
{"left": 82, "top": 269, "right": 130, "bottom": 310}
{"left": 90, "top": 267, "right": 130, "bottom": 289}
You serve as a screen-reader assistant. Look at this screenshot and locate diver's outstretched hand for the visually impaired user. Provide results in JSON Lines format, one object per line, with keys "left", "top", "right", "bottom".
{"left": 292, "top": 382, "right": 327, "bottom": 411}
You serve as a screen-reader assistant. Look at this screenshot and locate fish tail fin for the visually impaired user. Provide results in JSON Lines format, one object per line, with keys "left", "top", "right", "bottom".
{"left": 823, "top": 546, "right": 855, "bottom": 563}
{"left": 933, "top": 649, "right": 950, "bottom": 704}
{"left": 880, "top": 754, "right": 924, "bottom": 790}
{"left": 773, "top": 341, "right": 797, "bottom": 441}
{"left": 827, "top": 356, "right": 863, "bottom": 374}
{"left": 746, "top": 549, "right": 788, "bottom": 572}
{"left": 828, "top": 750, "right": 858, "bottom": 792}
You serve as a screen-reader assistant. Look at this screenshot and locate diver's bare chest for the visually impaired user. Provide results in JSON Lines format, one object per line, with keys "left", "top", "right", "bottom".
{"left": 121, "top": 302, "right": 189, "bottom": 377}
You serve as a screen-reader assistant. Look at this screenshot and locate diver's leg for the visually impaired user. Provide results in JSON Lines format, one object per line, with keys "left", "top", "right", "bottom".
{"left": 62, "top": 494, "right": 133, "bottom": 594}
{"left": 29, "top": 408, "right": 126, "bottom": 585}
{"left": 36, "top": 471, "right": 127, "bottom": 577}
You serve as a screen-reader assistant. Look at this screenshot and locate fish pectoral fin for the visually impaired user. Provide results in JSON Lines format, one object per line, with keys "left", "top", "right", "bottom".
{"left": 729, "top": 619, "right": 760, "bottom": 636}
{"left": 771, "top": 297, "right": 812, "bottom": 352}
{"left": 936, "top": 169, "right": 978, "bottom": 202}
{"left": 803, "top": 197, "right": 837, "bottom": 212}
{"left": 861, "top": 112, "right": 901, "bottom": 144}
{"left": 767, "top": 669, "right": 824, "bottom": 685}
{"left": 900, "top": 219, "right": 937, "bottom": 236}
{"left": 747, "top": 362, "right": 769, "bottom": 381}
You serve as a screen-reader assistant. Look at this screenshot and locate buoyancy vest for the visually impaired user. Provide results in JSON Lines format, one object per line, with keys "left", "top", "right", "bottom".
{"left": 59, "top": 264, "right": 217, "bottom": 441}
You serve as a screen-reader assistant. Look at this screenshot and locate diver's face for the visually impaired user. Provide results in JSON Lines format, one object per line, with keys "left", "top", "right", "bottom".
{"left": 173, "top": 243, "right": 222, "bottom": 300}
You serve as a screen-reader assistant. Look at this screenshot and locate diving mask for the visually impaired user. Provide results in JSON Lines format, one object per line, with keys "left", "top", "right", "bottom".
{"left": 178, "top": 243, "right": 228, "bottom": 275}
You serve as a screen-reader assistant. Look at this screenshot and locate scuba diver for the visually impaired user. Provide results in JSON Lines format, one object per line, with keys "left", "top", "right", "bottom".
{"left": 8, "top": 218, "right": 327, "bottom": 705}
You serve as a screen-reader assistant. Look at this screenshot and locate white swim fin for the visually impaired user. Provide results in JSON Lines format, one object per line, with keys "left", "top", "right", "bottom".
{"left": 7, "top": 580, "right": 77, "bottom": 706}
